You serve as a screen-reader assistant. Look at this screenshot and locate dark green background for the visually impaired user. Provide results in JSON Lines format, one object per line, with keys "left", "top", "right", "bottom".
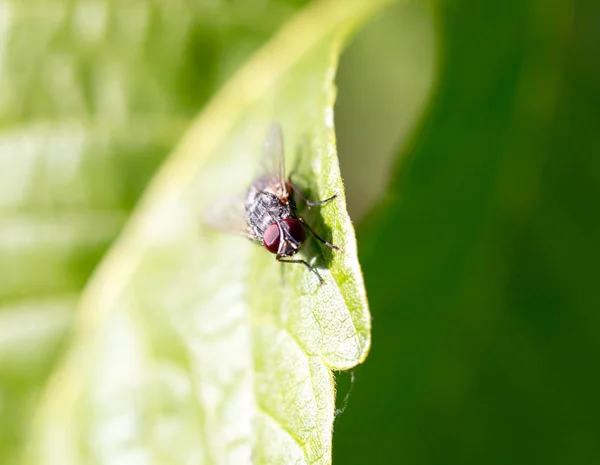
{"left": 335, "top": 0, "right": 600, "bottom": 464}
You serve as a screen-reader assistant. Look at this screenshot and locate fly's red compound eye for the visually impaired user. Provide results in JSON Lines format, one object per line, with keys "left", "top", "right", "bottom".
{"left": 283, "top": 218, "right": 306, "bottom": 245}
{"left": 263, "top": 223, "right": 281, "bottom": 254}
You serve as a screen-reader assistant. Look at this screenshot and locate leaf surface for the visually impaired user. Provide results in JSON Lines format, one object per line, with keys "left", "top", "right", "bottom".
{"left": 0, "top": 1, "right": 311, "bottom": 462}
{"left": 27, "top": 0, "right": 392, "bottom": 463}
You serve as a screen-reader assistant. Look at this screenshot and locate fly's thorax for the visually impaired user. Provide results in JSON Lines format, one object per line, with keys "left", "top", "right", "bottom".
{"left": 244, "top": 188, "right": 293, "bottom": 241}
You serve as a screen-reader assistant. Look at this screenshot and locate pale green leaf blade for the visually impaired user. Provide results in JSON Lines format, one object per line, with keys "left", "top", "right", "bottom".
{"left": 29, "top": 0, "right": 392, "bottom": 464}
{"left": 0, "top": 1, "right": 309, "bottom": 462}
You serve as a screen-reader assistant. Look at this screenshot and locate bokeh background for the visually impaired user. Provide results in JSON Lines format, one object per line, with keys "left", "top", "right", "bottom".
{"left": 1, "top": 0, "right": 599, "bottom": 464}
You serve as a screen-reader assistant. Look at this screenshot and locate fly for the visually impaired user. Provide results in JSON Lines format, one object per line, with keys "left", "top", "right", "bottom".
{"left": 206, "top": 123, "right": 340, "bottom": 284}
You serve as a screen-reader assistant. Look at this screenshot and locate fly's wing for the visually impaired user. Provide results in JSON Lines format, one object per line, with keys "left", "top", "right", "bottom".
{"left": 205, "top": 123, "right": 288, "bottom": 240}
{"left": 256, "top": 123, "right": 288, "bottom": 199}
{"left": 204, "top": 192, "right": 256, "bottom": 241}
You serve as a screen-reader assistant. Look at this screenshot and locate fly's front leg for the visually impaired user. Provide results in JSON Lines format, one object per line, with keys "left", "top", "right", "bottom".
{"left": 287, "top": 179, "right": 337, "bottom": 210}
{"left": 297, "top": 217, "right": 342, "bottom": 252}
{"left": 276, "top": 254, "right": 324, "bottom": 284}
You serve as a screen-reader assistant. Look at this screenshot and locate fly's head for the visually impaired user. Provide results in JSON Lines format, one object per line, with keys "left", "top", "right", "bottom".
{"left": 262, "top": 218, "right": 306, "bottom": 257}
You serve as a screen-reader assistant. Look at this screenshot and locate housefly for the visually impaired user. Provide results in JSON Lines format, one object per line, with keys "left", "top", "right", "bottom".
{"left": 206, "top": 123, "right": 340, "bottom": 284}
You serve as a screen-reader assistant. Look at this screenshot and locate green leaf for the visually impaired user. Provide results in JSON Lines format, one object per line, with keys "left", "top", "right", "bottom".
{"left": 0, "top": 1, "right": 310, "bottom": 462}
{"left": 27, "top": 0, "right": 392, "bottom": 463}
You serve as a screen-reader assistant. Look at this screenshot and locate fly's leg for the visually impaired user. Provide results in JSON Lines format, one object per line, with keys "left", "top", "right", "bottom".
{"left": 297, "top": 217, "right": 342, "bottom": 252}
{"left": 287, "top": 180, "right": 337, "bottom": 209}
{"left": 277, "top": 255, "right": 324, "bottom": 284}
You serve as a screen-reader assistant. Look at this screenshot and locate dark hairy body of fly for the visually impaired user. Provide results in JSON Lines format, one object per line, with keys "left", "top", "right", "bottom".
{"left": 244, "top": 180, "right": 295, "bottom": 245}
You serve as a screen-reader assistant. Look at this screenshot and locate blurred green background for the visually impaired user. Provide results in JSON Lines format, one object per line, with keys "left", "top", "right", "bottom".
{"left": 1, "top": 0, "right": 599, "bottom": 463}
{"left": 336, "top": 0, "right": 600, "bottom": 464}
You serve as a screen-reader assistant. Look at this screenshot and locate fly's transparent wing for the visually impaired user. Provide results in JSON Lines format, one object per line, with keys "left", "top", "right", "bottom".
{"left": 204, "top": 124, "right": 286, "bottom": 240}
{"left": 204, "top": 192, "right": 254, "bottom": 240}
{"left": 257, "top": 123, "right": 286, "bottom": 190}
